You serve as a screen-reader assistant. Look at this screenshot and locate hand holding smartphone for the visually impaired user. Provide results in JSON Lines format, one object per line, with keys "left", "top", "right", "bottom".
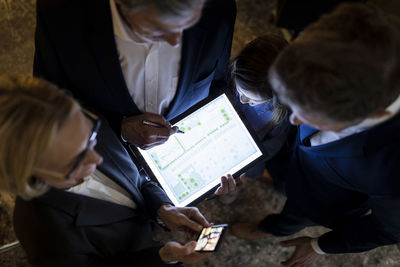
{"left": 194, "top": 224, "right": 228, "bottom": 252}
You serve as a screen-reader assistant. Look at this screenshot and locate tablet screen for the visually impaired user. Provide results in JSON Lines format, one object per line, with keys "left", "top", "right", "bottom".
{"left": 138, "top": 94, "right": 263, "bottom": 206}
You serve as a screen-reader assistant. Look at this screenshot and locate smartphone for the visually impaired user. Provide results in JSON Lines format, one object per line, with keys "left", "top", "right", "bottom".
{"left": 194, "top": 224, "right": 228, "bottom": 252}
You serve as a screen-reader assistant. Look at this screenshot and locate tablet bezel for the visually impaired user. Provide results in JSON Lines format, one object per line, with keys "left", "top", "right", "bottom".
{"left": 132, "top": 92, "right": 266, "bottom": 207}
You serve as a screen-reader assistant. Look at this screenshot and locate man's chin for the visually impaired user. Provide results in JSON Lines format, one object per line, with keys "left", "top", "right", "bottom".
{"left": 82, "top": 166, "right": 97, "bottom": 177}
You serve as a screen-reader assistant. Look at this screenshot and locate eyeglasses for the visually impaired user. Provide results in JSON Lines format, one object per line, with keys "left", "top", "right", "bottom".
{"left": 35, "top": 109, "right": 101, "bottom": 180}
{"left": 66, "top": 109, "right": 101, "bottom": 178}
{"left": 236, "top": 87, "right": 268, "bottom": 106}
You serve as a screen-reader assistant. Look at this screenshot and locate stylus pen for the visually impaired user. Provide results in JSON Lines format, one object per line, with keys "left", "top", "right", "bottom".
{"left": 142, "top": 120, "right": 185, "bottom": 134}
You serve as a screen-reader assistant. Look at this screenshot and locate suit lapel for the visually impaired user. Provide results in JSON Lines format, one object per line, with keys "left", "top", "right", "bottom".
{"left": 37, "top": 188, "right": 138, "bottom": 227}
{"left": 165, "top": 27, "right": 207, "bottom": 119}
{"left": 298, "top": 125, "right": 366, "bottom": 157}
{"left": 94, "top": 119, "right": 148, "bottom": 211}
{"left": 299, "top": 125, "right": 319, "bottom": 145}
{"left": 97, "top": 151, "right": 147, "bottom": 212}
{"left": 87, "top": 0, "right": 140, "bottom": 115}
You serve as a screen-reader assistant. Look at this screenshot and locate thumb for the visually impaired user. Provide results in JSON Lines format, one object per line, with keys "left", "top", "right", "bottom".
{"left": 171, "top": 125, "right": 180, "bottom": 133}
{"left": 214, "top": 186, "right": 223, "bottom": 195}
{"left": 146, "top": 114, "right": 170, "bottom": 127}
{"left": 181, "top": 241, "right": 197, "bottom": 256}
{"left": 238, "top": 173, "right": 247, "bottom": 186}
{"left": 280, "top": 237, "right": 303, "bottom": 247}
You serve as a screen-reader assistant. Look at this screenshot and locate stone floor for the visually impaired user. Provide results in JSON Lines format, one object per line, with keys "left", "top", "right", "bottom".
{"left": 1, "top": 0, "right": 400, "bottom": 266}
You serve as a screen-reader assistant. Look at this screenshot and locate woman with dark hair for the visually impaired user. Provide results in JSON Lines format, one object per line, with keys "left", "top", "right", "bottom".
{"left": 215, "top": 34, "right": 292, "bottom": 201}
{"left": 230, "top": 34, "right": 291, "bottom": 179}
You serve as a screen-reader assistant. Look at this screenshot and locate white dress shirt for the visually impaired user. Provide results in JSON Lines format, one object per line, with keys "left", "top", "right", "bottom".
{"left": 310, "top": 94, "right": 400, "bottom": 146}
{"left": 309, "top": 94, "right": 400, "bottom": 254}
{"left": 110, "top": 0, "right": 181, "bottom": 115}
{"left": 68, "top": 169, "right": 137, "bottom": 209}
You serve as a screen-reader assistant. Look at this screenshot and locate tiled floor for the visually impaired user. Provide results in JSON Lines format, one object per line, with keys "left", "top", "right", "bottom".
{"left": 1, "top": 0, "right": 400, "bottom": 266}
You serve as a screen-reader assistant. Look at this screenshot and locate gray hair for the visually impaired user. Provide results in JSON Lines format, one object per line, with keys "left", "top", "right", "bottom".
{"left": 119, "top": 0, "right": 206, "bottom": 18}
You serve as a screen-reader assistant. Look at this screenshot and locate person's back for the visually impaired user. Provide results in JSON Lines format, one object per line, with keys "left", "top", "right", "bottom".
{"left": 231, "top": 3, "right": 400, "bottom": 265}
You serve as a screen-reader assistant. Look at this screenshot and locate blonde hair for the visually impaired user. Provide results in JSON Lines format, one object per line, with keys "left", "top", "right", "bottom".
{"left": 0, "top": 76, "right": 78, "bottom": 199}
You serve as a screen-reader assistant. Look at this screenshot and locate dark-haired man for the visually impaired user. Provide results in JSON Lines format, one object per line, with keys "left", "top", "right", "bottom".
{"left": 34, "top": 0, "right": 236, "bottom": 149}
{"left": 232, "top": 3, "right": 400, "bottom": 266}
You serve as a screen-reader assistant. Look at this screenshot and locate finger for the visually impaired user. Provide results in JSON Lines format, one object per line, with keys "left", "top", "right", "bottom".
{"left": 219, "top": 176, "right": 229, "bottom": 195}
{"left": 140, "top": 142, "right": 162, "bottom": 150}
{"left": 178, "top": 213, "right": 203, "bottom": 232}
{"left": 186, "top": 207, "right": 210, "bottom": 227}
{"left": 181, "top": 241, "right": 197, "bottom": 255}
{"left": 280, "top": 237, "right": 303, "bottom": 247}
{"left": 226, "top": 174, "right": 236, "bottom": 192}
{"left": 152, "top": 127, "right": 177, "bottom": 138}
{"left": 141, "top": 139, "right": 169, "bottom": 149}
{"left": 214, "top": 186, "right": 222, "bottom": 195}
{"left": 144, "top": 114, "right": 171, "bottom": 127}
{"left": 239, "top": 173, "right": 247, "bottom": 186}
{"left": 170, "top": 126, "right": 180, "bottom": 134}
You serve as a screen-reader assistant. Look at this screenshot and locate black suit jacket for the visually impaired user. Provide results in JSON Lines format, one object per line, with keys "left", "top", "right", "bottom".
{"left": 277, "top": 0, "right": 365, "bottom": 37}
{"left": 13, "top": 120, "right": 173, "bottom": 267}
{"left": 265, "top": 113, "right": 400, "bottom": 253}
{"left": 34, "top": 0, "right": 236, "bottom": 134}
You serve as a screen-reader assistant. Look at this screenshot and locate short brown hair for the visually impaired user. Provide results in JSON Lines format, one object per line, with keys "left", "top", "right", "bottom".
{"left": 0, "top": 76, "right": 78, "bottom": 199}
{"left": 270, "top": 3, "right": 400, "bottom": 123}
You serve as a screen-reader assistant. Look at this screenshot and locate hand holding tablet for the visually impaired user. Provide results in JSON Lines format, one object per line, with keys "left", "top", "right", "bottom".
{"left": 137, "top": 94, "right": 264, "bottom": 206}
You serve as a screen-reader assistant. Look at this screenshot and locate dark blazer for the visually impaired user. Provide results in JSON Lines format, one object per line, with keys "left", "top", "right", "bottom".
{"left": 34, "top": 0, "right": 236, "bottom": 134}
{"left": 266, "top": 113, "right": 400, "bottom": 253}
{"left": 13, "top": 120, "right": 172, "bottom": 267}
{"left": 277, "top": 0, "right": 365, "bottom": 37}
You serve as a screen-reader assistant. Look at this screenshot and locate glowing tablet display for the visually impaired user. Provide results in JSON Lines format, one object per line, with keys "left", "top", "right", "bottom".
{"left": 138, "top": 94, "right": 263, "bottom": 206}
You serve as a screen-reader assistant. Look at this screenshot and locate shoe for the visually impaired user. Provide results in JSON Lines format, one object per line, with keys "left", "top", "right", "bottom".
{"left": 231, "top": 222, "right": 272, "bottom": 240}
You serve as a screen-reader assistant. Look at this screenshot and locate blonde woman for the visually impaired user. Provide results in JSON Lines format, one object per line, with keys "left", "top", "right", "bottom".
{"left": 1, "top": 76, "right": 210, "bottom": 266}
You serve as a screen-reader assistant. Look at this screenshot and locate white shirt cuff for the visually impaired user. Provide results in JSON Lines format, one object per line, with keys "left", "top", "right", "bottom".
{"left": 310, "top": 238, "right": 326, "bottom": 255}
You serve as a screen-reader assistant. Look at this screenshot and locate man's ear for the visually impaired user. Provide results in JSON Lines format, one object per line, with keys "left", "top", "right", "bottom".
{"left": 369, "top": 110, "right": 391, "bottom": 119}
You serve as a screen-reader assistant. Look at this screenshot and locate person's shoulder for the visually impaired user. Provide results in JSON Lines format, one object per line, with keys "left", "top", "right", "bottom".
{"left": 202, "top": 0, "right": 236, "bottom": 21}
{"left": 204, "top": 0, "right": 236, "bottom": 10}
{"left": 191, "top": 0, "right": 236, "bottom": 34}
{"left": 37, "top": 0, "right": 94, "bottom": 15}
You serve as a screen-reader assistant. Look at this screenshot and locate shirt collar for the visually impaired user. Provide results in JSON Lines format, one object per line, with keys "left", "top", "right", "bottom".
{"left": 337, "top": 94, "right": 400, "bottom": 136}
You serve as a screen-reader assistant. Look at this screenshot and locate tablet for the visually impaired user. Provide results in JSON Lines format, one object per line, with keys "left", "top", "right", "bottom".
{"left": 137, "top": 94, "right": 263, "bottom": 207}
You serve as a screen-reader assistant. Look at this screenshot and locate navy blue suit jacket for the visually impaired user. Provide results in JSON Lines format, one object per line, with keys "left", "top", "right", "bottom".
{"left": 14, "top": 120, "right": 172, "bottom": 266}
{"left": 33, "top": 0, "right": 236, "bottom": 134}
{"left": 266, "top": 113, "right": 400, "bottom": 253}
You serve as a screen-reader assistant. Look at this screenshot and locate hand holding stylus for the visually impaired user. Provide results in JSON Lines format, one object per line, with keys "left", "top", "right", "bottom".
{"left": 121, "top": 113, "right": 180, "bottom": 149}
{"left": 142, "top": 120, "right": 184, "bottom": 134}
